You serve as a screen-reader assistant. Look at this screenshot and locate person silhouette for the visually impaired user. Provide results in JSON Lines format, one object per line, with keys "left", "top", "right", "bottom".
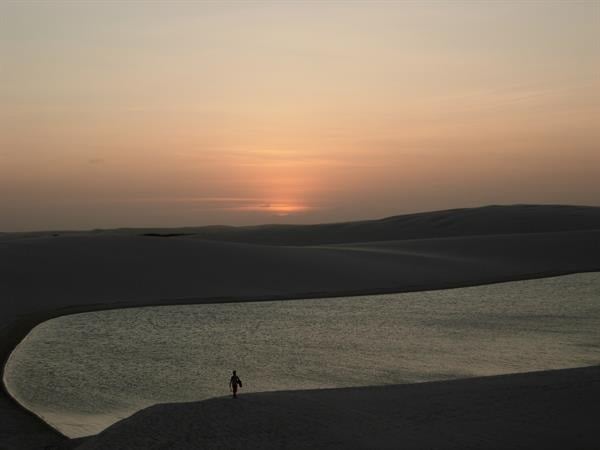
{"left": 229, "top": 370, "right": 242, "bottom": 398}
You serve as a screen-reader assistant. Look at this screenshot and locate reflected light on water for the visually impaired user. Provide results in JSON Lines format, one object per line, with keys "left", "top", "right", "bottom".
{"left": 4, "top": 273, "right": 600, "bottom": 438}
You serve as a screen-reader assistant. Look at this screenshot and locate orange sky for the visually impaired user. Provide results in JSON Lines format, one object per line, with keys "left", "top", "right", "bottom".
{"left": 1, "top": 1, "right": 599, "bottom": 231}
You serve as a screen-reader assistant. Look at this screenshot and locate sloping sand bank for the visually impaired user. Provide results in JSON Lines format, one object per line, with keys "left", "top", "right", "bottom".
{"left": 78, "top": 365, "right": 600, "bottom": 450}
{"left": 2, "top": 230, "right": 600, "bottom": 317}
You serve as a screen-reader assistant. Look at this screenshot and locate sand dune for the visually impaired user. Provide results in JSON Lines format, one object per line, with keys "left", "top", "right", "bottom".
{"left": 175, "top": 204, "right": 600, "bottom": 245}
{"left": 2, "top": 229, "right": 599, "bottom": 318}
{"left": 77, "top": 365, "right": 600, "bottom": 450}
{"left": 4, "top": 204, "right": 600, "bottom": 246}
{"left": 1, "top": 205, "right": 600, "bottom": 448}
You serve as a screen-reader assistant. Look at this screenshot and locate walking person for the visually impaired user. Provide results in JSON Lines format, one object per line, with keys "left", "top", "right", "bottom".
{"left": 229, "top": 370, "right": 242, "bottom": 398}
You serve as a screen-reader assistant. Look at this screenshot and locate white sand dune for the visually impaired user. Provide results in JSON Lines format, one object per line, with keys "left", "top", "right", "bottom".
{"left": 1, "top": 205, "right": 600, "bottom": 449}
{"left": 78, "top": 365, "right": 600, "bottom": 450}
{"left": 2, "top": 229, "right": 599, "bottom": 318}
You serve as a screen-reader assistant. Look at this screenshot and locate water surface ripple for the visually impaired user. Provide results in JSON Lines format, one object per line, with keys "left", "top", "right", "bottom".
{"left": 5, "top": 273, "right": 600, "bottom": 437}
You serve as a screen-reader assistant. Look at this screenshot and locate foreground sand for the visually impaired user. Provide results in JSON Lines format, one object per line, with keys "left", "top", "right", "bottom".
{"left": 76, "top": 365, "right": 600, "bottom": 450}
{"left": 1, "top": 205, "right": 600, "bottom": 448}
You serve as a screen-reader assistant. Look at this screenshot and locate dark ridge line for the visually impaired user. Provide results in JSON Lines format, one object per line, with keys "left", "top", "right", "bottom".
{"left": 3, "top": 203, "right": 600, "bottom": 236}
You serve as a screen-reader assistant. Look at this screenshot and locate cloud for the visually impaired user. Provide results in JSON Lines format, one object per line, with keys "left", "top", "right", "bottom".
{"left": 175, "top": 149, "right": 362, "bottom": 168}
{"left": 99, "top": 196, "right": 318, "bottom": 215}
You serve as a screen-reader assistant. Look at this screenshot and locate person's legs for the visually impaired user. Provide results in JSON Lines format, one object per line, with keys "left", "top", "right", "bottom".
{"left": 232, "top": 385, "right": 238, "bottom": 398}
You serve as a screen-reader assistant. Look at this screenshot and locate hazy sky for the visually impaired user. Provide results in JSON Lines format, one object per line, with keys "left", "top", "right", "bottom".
{"left": 1, "top": 1, "right": 599, "bottom": 231}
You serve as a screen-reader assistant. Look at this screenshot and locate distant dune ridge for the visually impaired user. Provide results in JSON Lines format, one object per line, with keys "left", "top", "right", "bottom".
{"left": 3, "top": 204, "right": 600, "bottom": 245}
{"left": 1, "top": 204, "right": 600, "bottom": 449}
{"left": 164, "top": 204, "right": 600, "bottom": 245}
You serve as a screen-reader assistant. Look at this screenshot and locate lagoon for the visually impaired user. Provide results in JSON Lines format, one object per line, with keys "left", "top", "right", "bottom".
{"left": 4, "top": 273, "right": 600, "bottom": 437}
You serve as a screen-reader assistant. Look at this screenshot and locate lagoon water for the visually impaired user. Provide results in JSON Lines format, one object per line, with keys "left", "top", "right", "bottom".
{"left": 5, "top": 273, "right": 600, "bottom": 437}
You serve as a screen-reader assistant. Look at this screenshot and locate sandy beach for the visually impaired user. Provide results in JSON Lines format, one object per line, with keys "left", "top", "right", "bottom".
{"left": 1, "top": 205, "right": 600, "bottom": 449}
{"left": 78, "top": 365, "right": 600, "bottom": 450}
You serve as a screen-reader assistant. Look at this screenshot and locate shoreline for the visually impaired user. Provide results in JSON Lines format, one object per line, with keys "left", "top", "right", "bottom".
{"left": 80, "top": 365, "right": 600, "bottom": 449}
{"left": 2, "top": 268, "right": 600, "bottom": 448}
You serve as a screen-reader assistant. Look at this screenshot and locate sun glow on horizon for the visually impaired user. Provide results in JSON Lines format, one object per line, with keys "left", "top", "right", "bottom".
{"left": 234, "top": 202, "right": 312, "bottom": 215}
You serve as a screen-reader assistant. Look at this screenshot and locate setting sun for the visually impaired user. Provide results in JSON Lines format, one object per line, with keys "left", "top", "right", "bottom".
{"left": 2, "top": 1, "right": 598, "bottom": 231}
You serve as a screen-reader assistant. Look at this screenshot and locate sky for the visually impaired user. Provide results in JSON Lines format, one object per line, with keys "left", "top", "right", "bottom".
{"left": 1, "top": 1, "right": 599, "bottom": 231}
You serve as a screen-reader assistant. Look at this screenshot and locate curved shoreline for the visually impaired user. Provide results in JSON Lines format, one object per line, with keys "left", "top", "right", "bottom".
{"left": 2, "top": 268, "right": 600, "bottom": 448}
